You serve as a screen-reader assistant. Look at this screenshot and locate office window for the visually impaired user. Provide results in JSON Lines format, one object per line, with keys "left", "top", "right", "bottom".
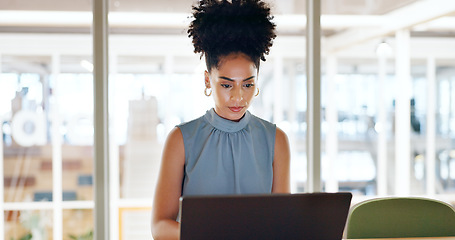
{"left": 0, "top": 1, "right": 94, "bottom": 239}
{"left": 434, "top": 66, "right": 455, "bottom": 193}
{"left": 320, "top": 1, "right": 455, "bottom": 199}
{"left": 1, "top": 53, "right": 95, "bottom": 239}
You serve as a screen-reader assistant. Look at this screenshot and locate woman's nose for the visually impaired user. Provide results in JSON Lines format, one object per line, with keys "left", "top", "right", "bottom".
{"left": 230, "top": 87, "right": 243, "bottom": 101}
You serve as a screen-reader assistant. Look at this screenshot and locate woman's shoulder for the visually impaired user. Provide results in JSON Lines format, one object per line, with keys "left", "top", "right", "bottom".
{"left": 275, "top": 127, "right": 289, "bottom": 142}
{"left": 165, "top": 127, "right": 184, "bottom": 144}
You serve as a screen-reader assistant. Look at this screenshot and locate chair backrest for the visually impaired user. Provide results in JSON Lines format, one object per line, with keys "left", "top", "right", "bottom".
{"left": 346, "top": 197, "right": 455, "bottom": 239}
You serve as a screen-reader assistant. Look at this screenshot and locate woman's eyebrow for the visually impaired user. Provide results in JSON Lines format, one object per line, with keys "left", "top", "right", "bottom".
{"left": 219, "top": 76, "right": 255, "bottom": 82}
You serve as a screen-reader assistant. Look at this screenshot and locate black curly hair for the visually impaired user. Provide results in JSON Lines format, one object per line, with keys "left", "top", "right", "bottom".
{"left": 188, "top": 0, "right": 276, "bottom": 72}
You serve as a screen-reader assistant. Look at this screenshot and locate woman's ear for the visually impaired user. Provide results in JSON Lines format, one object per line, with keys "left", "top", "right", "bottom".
{"left": 204, "top": 70, "right": 211, "bottom": 88}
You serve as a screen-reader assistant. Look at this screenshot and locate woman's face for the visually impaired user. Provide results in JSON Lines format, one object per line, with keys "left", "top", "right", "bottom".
{"left": 205, "top": 53, "right": 257, "bottom": 121}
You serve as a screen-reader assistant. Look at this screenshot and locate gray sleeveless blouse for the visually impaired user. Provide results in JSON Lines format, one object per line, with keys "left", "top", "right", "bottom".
{"left": 178, "top": 108, "right": 276, "bottom": 196}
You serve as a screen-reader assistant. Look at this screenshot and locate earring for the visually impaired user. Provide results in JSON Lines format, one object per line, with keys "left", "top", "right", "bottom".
{"left": 255, "top": 88, "right": 260, "bottom": 97}
{"left": 204, "top": 87, "right": 212, "bottom": 97}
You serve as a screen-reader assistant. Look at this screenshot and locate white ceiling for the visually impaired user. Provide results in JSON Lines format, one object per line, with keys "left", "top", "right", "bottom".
{"left": 0, "top": 0, "right": 418, "bottom": 14}
{"left": 1, "top": 0, "right": 454, "bottom": 39}
{"left": 1, "top": 0, "right": 454, "bottom": 74}
{"left": 0, "top": 0, "right": 454, "bottom": 37}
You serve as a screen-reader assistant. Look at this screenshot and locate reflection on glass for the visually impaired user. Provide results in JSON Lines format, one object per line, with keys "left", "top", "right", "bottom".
{"left": 56, "top": 73, "right": 94, "bottom": 201}
{"left": 4, "top": 210, "right": 53, "bottom": 240}
{"left": 119, "top": 208, "right": 151, "bottom": 239}
{"left": 63, "top": 209, "right": 93, "bottom": 239}
{"left": 2, "top": 65, "right": 52, "bottom": 202}
{"left": 1, "top": 65, "right": 95, "bottom": 202}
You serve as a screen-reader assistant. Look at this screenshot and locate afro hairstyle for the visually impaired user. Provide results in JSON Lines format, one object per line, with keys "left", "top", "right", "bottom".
{"left": 187, "top": 0, "right": 276, "bottom": 72}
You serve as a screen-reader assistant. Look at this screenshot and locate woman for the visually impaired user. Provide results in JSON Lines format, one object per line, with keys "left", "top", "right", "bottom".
{"left": 151, "top": 0, "right": 290, "bottom": 239}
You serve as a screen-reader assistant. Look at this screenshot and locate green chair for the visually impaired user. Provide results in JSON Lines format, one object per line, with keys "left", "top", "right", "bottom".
{"left": 345, "top": 197, "right": 455, "bottom": 239}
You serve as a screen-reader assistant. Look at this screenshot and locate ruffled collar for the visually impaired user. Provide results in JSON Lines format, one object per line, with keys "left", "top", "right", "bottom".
{"left": 204, "top": 108, "right": 251, "bottom": 133}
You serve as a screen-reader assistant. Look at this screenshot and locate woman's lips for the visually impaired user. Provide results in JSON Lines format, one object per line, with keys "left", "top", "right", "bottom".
{"left": 229, "top": 107, "right": 243, "bottom": 112}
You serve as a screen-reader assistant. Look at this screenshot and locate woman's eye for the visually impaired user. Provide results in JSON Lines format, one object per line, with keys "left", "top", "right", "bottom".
{"left": 221, "top": 84, "right": 231, "bottom": 88}
{"left": 244, "top": 83, "right": 254, "bottom": 88}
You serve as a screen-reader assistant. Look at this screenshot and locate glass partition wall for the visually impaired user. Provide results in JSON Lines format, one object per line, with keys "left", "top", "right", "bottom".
{"left": 0, "top": 39, "right": 94, "bottom": 239}
{"left": 1, "top": 0, "right": 455, "bottom": 239}
{"left": 0, "top": 0, "right": 94, "bottom": 239}
{"left": 320, "top": 1, "right": 455, "bottom": 200}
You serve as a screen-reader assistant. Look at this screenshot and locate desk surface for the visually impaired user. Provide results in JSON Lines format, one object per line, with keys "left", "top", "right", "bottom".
{"left": 349, "top": 238, "right": 455, "bottom": 240}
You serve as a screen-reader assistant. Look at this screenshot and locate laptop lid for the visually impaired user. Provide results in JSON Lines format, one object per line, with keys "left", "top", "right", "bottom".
{"left": 179, "top": 192, "right": 352, "bottom": 240}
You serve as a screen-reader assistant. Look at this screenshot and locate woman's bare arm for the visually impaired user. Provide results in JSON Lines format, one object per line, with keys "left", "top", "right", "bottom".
{"left": 272, "top": 127, "right": 291, "bottom": 193}
{"left": 151, "top": 127, "right": 185, "bottom": 240}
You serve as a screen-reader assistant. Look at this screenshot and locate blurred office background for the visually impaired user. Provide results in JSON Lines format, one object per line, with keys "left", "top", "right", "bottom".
{"left": 1, "top": 0, "right": 455, "bottom": 239}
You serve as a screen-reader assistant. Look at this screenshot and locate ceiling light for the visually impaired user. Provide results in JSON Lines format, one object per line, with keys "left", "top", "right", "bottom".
{"left": 375, "top": 40, "right": 392, "bottom": 57}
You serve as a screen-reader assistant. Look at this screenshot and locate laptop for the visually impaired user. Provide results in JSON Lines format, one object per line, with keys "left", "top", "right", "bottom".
{"left": 179, "top": 192, "right": 352, "bottom": 240}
